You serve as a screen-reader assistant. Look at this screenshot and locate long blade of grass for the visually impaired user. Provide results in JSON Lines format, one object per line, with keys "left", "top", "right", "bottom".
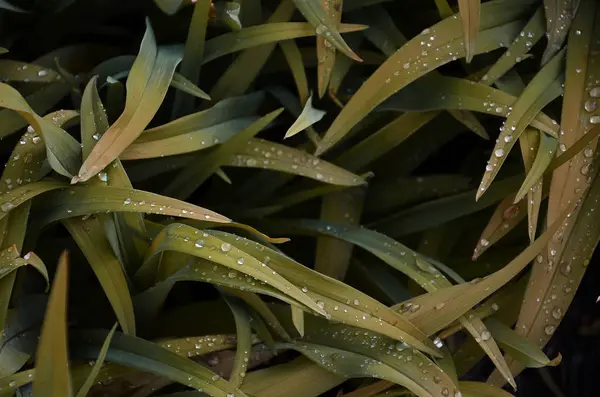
{"left": 316, "top": 0, "right": 343, "bottom": 97}
{"left": 458, "top": 0, "right": 481, "bottom": 62}
{"left": 32, "top": 251, "right": 71, "bottom": 397}
{"left": 74, "top": 324, "right": 117, "bottom": 397}
{"left": 541, "top": 0, "right": 579, "bottom": 64}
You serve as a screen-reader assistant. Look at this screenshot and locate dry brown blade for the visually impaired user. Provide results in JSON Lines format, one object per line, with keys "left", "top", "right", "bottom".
{"left": 489, "top": 0, "right": 600, "bottom": 384}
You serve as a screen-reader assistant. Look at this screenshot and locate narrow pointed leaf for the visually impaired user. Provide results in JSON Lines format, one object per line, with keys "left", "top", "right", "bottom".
{"left": 32, "top": 251, "right": 71, "bottom": 397}
{"left": 292, "top": 0, "right": 362, "bottom": 61}
{"left": 285, "top": 93, "right": 326, "bottom": 138}
{"left": 541, "top": 0, "right": 579, "bottom": 64}
{"left": 75, "top": 324, "right": 117, "bottom": 397}
{"left": 515, "top": 132, "right": 558, "bottom": 202}
{"left": 458, "top": 0, "right": 481, "bottom": 62}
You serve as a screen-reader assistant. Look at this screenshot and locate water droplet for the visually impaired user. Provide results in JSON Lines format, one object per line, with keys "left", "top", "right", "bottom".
{"left": 504, "top": 135, "right": 513, "bottom": 143}
{"left": 590, "top": 87, "right": 600, "bottom": 98}
{"left": 544, "top": 325, "right": 556, "bottom": 335}
{"left": 98, "top": 172, "right": 108, "bottom": 182}
{"left": 575, "top": 29, "right": 582, "bottom": 35}
{"left": 1, "top": 202, "right": 15, "bottom": 212}
{"left": 38, "top": 70, "right": 47, "bottom": 77}
{"left": 194, "top": 239, "right": 204, "bottom": 248}
{"left": 237, "top": 257, "right": 245, "bottom": 265}
{"left": 495, "top": 149, "right": 505, "bottom": 157}
{"left": 492, "top": 303, "right": 499, "bottom": 311}
{"left": 317, "top": 301, "right": 325, "bottom": 309}
{"left": 559, "top": 143, "right": 567, "bottom": 152}
{"left": 584, "top": 100, "right": 597, "bottom": 112}
{"left": 92, "top": 133, "right": 100, "bottom": 141}
{"left": 581, "top": 163, "right": 590, "bottom": 175}
{"left": 480, "top": 239, "right": 490, "bottom": 247}
{"left": 123, "top": 197, "right": 132, "bottom": 205}
{"left": 552, "top": 307, "right": 562, "bottom": 320}
{"left": 221, "top": 243, "right": 231, "bottom": 252}
{"left": 485, "top": 164, "right": 493, "bottom": 171}
{"left": 353, "top": 299, "right": 360, "bottom": 305}
{"left": 316, "top": 25, "right": 327, "bottom": 35}
{"left": 435, "top": 302, "right": 445, "bottom": 310}
{"left": 246, "top": 158, "right": 257, "bottom": 167}
{"left": 480, "top": 330, "right": 491, "bottom": 341}
{"left": 442, "top": 388, "right": 449, "bottom": 397}
{"left": 301, "top": 286, "right": 308, "bottom": 293}
{"left": 584, "top": 147, "right": 594, "bottom": 157}
{"left": 32, "top": 135, "right": 41, "bottom": 144}
{"left": 590, "top": 116, "right": 600, "bottom": 124}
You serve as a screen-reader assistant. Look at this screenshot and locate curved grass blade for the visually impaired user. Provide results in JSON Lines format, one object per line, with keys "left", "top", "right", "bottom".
{"left": 121, "top": 117, "right": 259, "bottom": 159}
{"left": 222, "top": 297, "right": 253, "bottom": 388}
{"left": 70, "top": 329, "right": 249, "bottom": 397}
{"left": 481, "top": 7, "right": 545, "bottom": 85}
{"left": 316, "top": 0, "right": 538, "bottom": 155}
{"left": 0, "top": 61, "right": 61, "bottom": 83}
{"left": 519, "top": 128, "right": 543, "bottom": 242}
{"left": 284, "top": 341, "right": 450, "bottom": 397}
{"left": 485, "top": 319, "right": 559, "bottom": 368}
{"left": 541, "top": 0, "right": 579, "bottom": 64}
{"left": 74, "top": 323, "right": 117, "bottom": 397}
{"left": 284, "top": 93, "right": 326, "bottom": 138}
{"left": 134, "top": 223, "right": 328, "bottom": 317}
{"left": 242, "top": 357, "right": 343, "bottom": 397}
{"left": 163, "top": 109, "right": 284, "bottom": 199}
{"left": 292, "top": 0, "right": 362, "bottom": 61}
{"left": 477, "top": 49, "right": 565, "bottom": 200}
{"left": 297, "top": 315, "right": 459, "bottom": 397}
{"left": 63, "top": 217, "right": 136, "bottom": 335}
{"left": 75, "top": 20, "right": 183, "bottom": 183}
{"left": 0, "top": 83, "right": 80, "bottom": 178}
{"left": 29, "top": 184, "right": 231, "bottom": 226}
{"left": 203, "top": 22, "right": 367, "bottom": 65}
{"left": 212, "top": 231, "right": 439, "bottom": 355}
{"left": 32, "top": 251, "right": 71, "bottom": 397}
{"left": 458, "top": 0, "right": 481, "bottom": 63}
{"left": 170, "top": 73, "right": 211, "bottom": 100}
{"left": 229, "top": 138, "right": 364, "bottom": 186}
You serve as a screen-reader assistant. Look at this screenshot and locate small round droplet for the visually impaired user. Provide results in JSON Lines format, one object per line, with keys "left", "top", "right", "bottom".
{"left": 316, "top": 25, "right": 327, "bottom": 35}
{"left": 552, "top": 307, "right": 563, "bottom": 320}
{"left": 480, "top": 239, "right": 490, "bottom": 247}
{"left": 98, "top": 172, "right": 108, "bottom": 182}
{"left": 123, "top": 198, "right": 132, "bottom": 205}
{"left": 590, "top": 86, "right": 600, "bottom": 98}
{"left": 495, "top": 149, "right": 505, "bottom": 157}
{"left": 353, "top": 298, "right": 360, "bottom": 306}
{"left": 584, "top": 147, "right": 594, "bottom": 157}
{"left": 441, "top": 388, "right": 449, "bottom": 397}
{"left": 480, "top": 330, "right": 491, "bottom": 341}
{"left": 544, "top": 325, "right": 556, "bottom": 335}
{"left": 221, "top": 243, "right": 232, "bottom": 252}
{"left": 589, "top": 115, "right": 600, "bottom": 124}
{"left": 584, "top": 100, "right": 597, "bottom": 112}
{"left": 301, "top": 286, "right": 308, "bottom": 293}
{"left": 1, "top": 202, "right": 14, "bottom": 212}
{"left": 504, "top": 135, "right": 513, "bottom": 143}
{"left": 433, "top": 337, "right": 444, "bottom": 348}
{"left": 485, "top": 164, "right": 493, "bottom": 171}
{"left": 194, "top": 239, "right": 204, "bottom": 248}
{"left": 581, "top": 164, "right": 590, "bottom": 175}
{"left": 237, "top": 257, "right": 245, "bottom": 265}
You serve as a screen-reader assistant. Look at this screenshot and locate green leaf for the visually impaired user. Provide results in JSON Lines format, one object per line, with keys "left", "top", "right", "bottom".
{"left": 541, "top": 0, "right": 578, "bottom": 64}
{"left": 0, "top": 83, "right": 80, "bottom": 178}
{"left": 515, "top": 132, "right": 558, "bottom": 202}
{"left": 229, "top": 138, "right": 365, "bottom": 186}
{"left": 280, "top": 39, "right": 310, "bottom": 104}
{"left": 63, "top": 217, "right": 136, "bottom": 335}
{"left": 203, "top": 22, "right": 367, "bottom": 65}
{"left": 74, "top": 323, "right": 117, "bottom": 397}
{"left": 0, "top": 61, "right": 60, "bottom": 83}
{"left": 69, "top": 329, "right": 249, "bottom": 397}
{"left": 163, "top": 108, "right": 284, "bottom": 199}
{"left": 459, "top": 381, "right": 515, "bottom": 397}
{"left": 75, "top": 20, "right": 183, "bottom": 183}
{"left": 27, "top": 184, "right": 231, "bottom": 226}
{"left": 457, "top": 0, "right": 481, "bottom": 62}
{"left": 284, "top": 93, "right": 326, "bottom": 138}
{"left": 222, "top": 296, "right": 253, "bottom": 388}
{"left": 291, "top": 305, "right": 306, "bottom": 337}
{"left": 170, "top": 73, "right": 211, "bottom": 100}
{"left": 484, "top": 319, "right": 559, "bottom": 368}
{"left": 316, "top": 0, "right": 342, "bottom": 97}
{"left": 315, "top": 0, "right": 537, "bottom": 155}
{"left": 292, "top": 0, "right": 362, "bottom": 61}
{"left": 32, "top": 251, "right": 71, "bottom": 397}
{"left": 477, "top": 48, "right": 565, "bottom": 200}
